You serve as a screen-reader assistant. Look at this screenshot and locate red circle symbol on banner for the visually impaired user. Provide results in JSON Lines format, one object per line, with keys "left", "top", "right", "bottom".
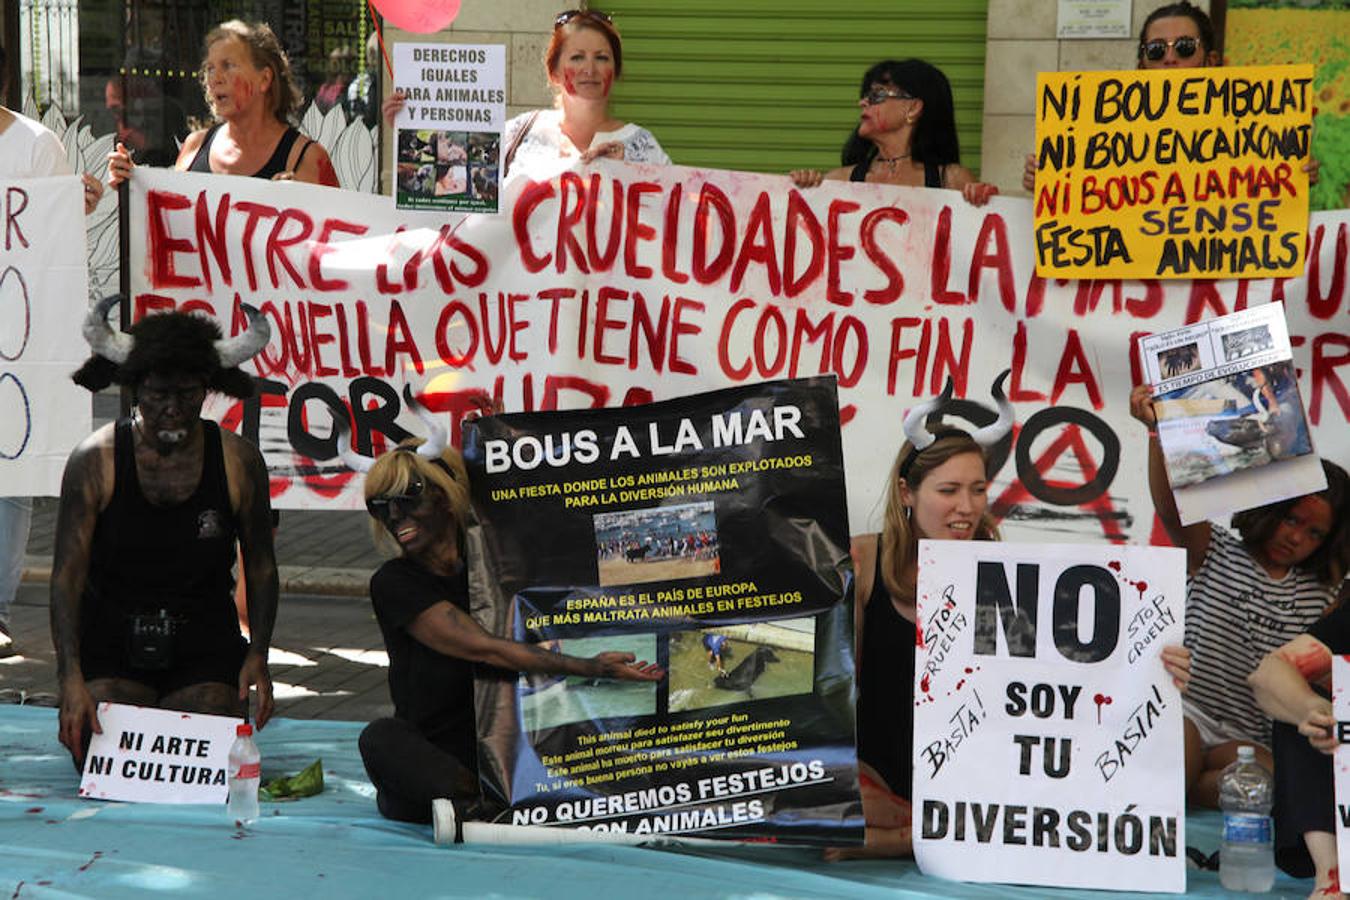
{"left": 371, "top": 0, "right": 462, "bottom": 33}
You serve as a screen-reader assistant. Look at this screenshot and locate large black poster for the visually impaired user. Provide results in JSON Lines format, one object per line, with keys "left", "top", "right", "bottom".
{"left": 461, "top": 376, "right": 863, "bottom": 844}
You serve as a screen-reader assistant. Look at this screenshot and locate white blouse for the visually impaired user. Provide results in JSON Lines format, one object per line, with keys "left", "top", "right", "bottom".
{"left": 503, "top": 109, "right": 670, "bottom": 179}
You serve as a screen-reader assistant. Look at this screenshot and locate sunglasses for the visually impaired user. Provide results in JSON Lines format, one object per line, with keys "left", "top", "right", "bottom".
{"left": 555, "top": 9, "right": 613, "bottom": 28}
{"left": 862, "top": 88, "right": 916, "bottom": 106}
{"left": 1140, "top": 36, "right": 1200, "bottom": 62}
{"left": 366, "top": 477, "right": 428, "bottom": 523}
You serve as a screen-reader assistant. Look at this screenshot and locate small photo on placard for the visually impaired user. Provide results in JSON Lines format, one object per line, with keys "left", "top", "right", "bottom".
{"left": 593, "top": 501, "right": 721, "bottom": 587}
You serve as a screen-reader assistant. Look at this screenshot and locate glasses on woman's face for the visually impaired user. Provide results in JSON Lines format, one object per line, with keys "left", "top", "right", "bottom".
{"left": 862, "top": 88, "right": 916, "bottom": 106}
{"left": 1140, "top": 36, "right": 1200, "bottom": 62}
{"left": 555, "top": 9, "right": 613, "bottom": 28}
{"left": 366, "top": 477, "right": 428, "bottom": 524}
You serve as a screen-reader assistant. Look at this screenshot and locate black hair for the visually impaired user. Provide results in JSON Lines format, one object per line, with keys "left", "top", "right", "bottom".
{"left": 0, "top": 42, "right": 8, "bottom": 96}
{"left": 1138, "top": 2, "right": 1215, "bottom": 58}
{"left": 72, "top": 312, "right": 256, "bottom": 398}
{"left": 1231, "top": 459, "right": 1350, "bottom": 586}
{"left": 841, "top": 58, "right": 962, "bottom": 169}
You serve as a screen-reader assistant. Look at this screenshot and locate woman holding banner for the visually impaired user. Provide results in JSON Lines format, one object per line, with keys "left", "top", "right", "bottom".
{"left": 107, "top": 20, "right": 338, "bottom": 187}
{"left": 1022, "top": 2, "right": 1317, "bottom": 191}
{"left": 384, "top": 9, "right": 669, "bottom": 179}
{"left": 788, "top": 59, "right": 998, "bottom": 206}
{"left": 1130, "top": 384, "right": 1350, "bottom": 809}
{"left": 341, "top": 416, "right": 662, "bottom": 825}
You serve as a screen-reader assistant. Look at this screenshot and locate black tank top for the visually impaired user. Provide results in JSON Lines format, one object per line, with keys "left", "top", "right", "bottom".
{"left": 83, "top": 419, "right": 238, "bottom": 629}
{"left": 850, "top": 159, "right": 942, "bottom": 188}
{"left": 855, "top": 549, "right": 917, "bottom": 797}
{"left": 187, "top": 124, "right": 310, "bottom": 179}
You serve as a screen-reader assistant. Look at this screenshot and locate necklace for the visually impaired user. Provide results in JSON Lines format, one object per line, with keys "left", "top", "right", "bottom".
{"left": 875, "top": 153, "right": 911, "bottom": 167}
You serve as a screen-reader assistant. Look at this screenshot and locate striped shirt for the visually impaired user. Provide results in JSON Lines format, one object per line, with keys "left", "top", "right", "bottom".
{"left": 1183, "top": 526, "right": 1337, "bottom": 747}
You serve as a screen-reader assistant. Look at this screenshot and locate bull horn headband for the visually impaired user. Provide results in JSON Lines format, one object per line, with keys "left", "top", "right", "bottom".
{"left": 898, "top": 369, "right": 1014, "bottom": 480}
{"left": 337, "top": 384, "right": 451, "bottom": 475}
{"left": 82, "top": 295, "right": 271, "bottom": 367}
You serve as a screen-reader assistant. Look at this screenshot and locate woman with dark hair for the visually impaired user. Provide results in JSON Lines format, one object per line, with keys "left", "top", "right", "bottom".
{"left": 108, "top": 19, "right": 338, "bottom": 187}
{"left": 790, "top": 58, "right": 997, "bottom": 206}
{"left": 1130, "top": 383, "right": 1350, "bottom": 810}
{"left": 386, "top": 9, "right": 668, "bottom": 179}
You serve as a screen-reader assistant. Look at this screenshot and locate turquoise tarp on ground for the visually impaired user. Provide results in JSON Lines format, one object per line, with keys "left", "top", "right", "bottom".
{"left": 0, "top": 706, "right": 1313, "bottom": 898}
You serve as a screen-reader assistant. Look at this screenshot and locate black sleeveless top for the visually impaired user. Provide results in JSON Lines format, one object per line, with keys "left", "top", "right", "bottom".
{"left": 855, "top": 549, "right": 917, "bottom": 798}
{"left": 82, "top": 419, "right": 238, "bottom": 632}
{"left": 188, "top": 124, "right": 312, "bottom": 179}
{"left": 850, "top": 159, "right": 942, "bottom": 188}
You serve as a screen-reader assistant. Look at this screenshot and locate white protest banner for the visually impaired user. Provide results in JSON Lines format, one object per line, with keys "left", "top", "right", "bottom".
{"left": 124, "top": 165, "right": 1350, "bottom": 542}
{"left": 912, "top": 540, "right": 1186, "bottom": 893}
{"left": 392, "top": 43, "right": 505, "bottom": 213}
{"left": 1334, "top": 655, "right": 1350, "bottom": 870}
{"left": 1, "top": 175, "right": 92, "bottom": 496}
{"left": 78, "top": 702, "right": 236, "bottom": 804}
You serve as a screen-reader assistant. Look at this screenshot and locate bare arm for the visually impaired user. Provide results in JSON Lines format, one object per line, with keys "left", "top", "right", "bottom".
{"left": 50, "top": 434, "right": 112, "bottom": 762}
{"left": 407, "top": 601, "right": 662, "bottom": 681}
{"left": 290, "top": 140, "right": 340, "bottom": 187}
{"left": 1129, "top": 384, "right": 1210, "bottom": 574}
{"left": 226, "top": 433, "right": 278, "bottom": 726}
{"left": 173, "top": 129, "right": 209, "bottom": 171}
{"left": 1250, "top": 634, "right": 1336, "bottom": 752}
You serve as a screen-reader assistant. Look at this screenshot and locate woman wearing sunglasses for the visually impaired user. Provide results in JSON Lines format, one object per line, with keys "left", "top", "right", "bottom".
{"left": 385, "top": 9, "right": 668, "bottom": 180}
{"left": 789, "top": 58, "right": 999, "bottom": 207}
{"left": 1023, "top": 2, "right": 1318, "bottom": 191}
{"left": 349, "top": 427, "right": 663, "bottom": 826}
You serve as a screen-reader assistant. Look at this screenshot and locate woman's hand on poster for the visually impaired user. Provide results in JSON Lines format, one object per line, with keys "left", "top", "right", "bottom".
{"left": 1022, "top": 153, "right": 1038, "bottom": 193}
{"left": 382, "top": 90, "right": 407, "bottom": 128}
{"left": 1160, "top": 644, "right": 1191, "bottom": 692}
{"left": 962, "top": 181, "right": 999, "bottom": 207}
{"left": 580, "top": 140, "right": 625, "bottom": 163}
{"left": 1129, "top": 383, "right": 1159, "bottom": 429}
{"left": 1303, "top": 157, "right": 1320, "bottom": 186}
{"left": 81, "top": 174, "right": 104, "bottom": 214}
{"left": 788, "top": 169, "right": 824, "bottom": 189}
{"left": 106, "top": 142, "right": 135, "bottom": 188}
{"left": 590, "top": 651, "right": 665, "bottom": 682}
{"left": 1297, "top": 698, "right": 1337, "bottom": 754}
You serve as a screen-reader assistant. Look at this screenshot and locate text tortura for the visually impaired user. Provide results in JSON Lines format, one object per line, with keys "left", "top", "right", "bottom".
{"left": 482, "top": 404, "right": 805, "bottom": 474}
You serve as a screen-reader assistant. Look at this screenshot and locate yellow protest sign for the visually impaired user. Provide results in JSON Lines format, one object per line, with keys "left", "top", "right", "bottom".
{"left": 1033, "top": 64, "right": 1313, "bottom": 280}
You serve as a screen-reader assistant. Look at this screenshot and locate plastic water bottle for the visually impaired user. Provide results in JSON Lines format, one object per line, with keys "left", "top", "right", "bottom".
{"left": 1218, "top": 744, "right": 1275, "bottom": 892}
{"left": 227, "top": 723, "right": 261, "bottom": 826}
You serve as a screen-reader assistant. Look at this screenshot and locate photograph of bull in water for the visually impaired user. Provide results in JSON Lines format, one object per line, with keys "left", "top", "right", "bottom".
{"left": 1155, "top": 360, "right": 1314, "bottom": 488}
{"left": 594, "top": 502, "right": 720, "bottom": 587}
{"left": 668, "top": 621, "right": 815, "bottom": 712}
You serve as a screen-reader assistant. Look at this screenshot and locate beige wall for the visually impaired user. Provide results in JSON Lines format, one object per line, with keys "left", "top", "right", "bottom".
{"left": 980, "top": 0, "right": 1212, "bottom": 195}
{"left": 380, "top": 0, "right": 559, "bottom": 190}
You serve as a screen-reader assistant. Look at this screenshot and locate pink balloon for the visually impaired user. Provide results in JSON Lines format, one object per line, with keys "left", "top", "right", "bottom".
{"left": 372, "top": 0, "right": 462, "bottom": 33}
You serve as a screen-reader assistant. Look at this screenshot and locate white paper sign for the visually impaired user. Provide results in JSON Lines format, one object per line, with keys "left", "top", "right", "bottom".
{"left": 1057, "top": 0, "right": 1131, "bottom": 38}
{"left": 0, "top": 175, "right": 92, "bottom": 496}
{"left": 391, "top": 43, "right": 506, "bottom": 213}
{"left": 79, "top": 703, "right": 237, "bottom": 804}
{"left": 913, "top": 540, "right": 1187, "bottom": 893}
{"left": 1333, "top": 656, "right": 1350, "bottom": 868}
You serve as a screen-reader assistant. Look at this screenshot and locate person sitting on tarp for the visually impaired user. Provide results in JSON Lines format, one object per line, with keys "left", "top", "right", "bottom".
{"left": 341, "top": 414, "right": 663, "bottom": 825}
{"left": 51, "top": 299, "right": 277, "bottom": 769}
{"left": 1249, "top": 591, "right": 1350, "bottom": 900}
{"left": 1131, "top": 384, "right": 1350, "bottom": 808}
{"left": 703, "top": 632, "right": 729, "bottom": 676}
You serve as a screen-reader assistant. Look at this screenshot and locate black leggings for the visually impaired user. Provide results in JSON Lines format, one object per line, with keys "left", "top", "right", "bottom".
{"left": 358, "top": 718, "right": 479, "bottom": 824}
{"left": 1272, "top": 717, "right": 1333, "bottom": 878}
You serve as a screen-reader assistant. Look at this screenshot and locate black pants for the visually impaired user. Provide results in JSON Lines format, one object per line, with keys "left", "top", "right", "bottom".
{"left": 1272, "top": 717, "right": 1333, "bottom": 878}
{"left": 358, "top": 718, "right": 479, "bottom": 824}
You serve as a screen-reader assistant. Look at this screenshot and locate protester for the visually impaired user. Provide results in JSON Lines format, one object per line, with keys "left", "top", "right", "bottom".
{"left": 50, "top": 299, "right": 278, "bottom": 767}
{"left": 107, "top": 20, "right": 338, "bottom": 187}
{"left": 342, "top": 421, "right": 663, "bottom": 825}
{"left": 1131, "top": 384, "right": 1350, "bottom": 808}
{"left": 0, "top": 40, "right": 104, "bottom": 659}
{"left": 385, "top": 8, "right": 669, "bottom": 179}
{"left": 703, "top": 632, "right": 729, "bottom": 676}
{"left": 1022, "top": 1, "right": 1317, "bottom": 191}
{"left": 789, "top": 58, "right": 998, "bottom": 206}
{"left": 1249, "top": 604, "right": 1350, "bottom": 900}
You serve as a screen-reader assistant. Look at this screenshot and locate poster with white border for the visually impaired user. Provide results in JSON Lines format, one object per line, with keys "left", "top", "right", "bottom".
{"left": 913, "top": 540, "right": 1187, "bottom": 893}
{"left": 0, "top": 175, "right": 92, "bottom": 496}
{"left": 78, "top": 703, "right": 237, "bottom": 804}
{"left": 1333, "top": 655, "right": 1350, "bottom": 869}
{"left": 391, "top": 43, "right": 505, "bottom": 214}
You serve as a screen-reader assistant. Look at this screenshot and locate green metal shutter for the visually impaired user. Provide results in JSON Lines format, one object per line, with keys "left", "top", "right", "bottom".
{"left": 602, "top": 0, "right": 988, "bottom": 176}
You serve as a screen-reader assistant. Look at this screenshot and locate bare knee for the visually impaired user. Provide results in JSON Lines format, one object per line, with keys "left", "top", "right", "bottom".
{"left": 160, "top": 682, "right": 244, "bottom": 718}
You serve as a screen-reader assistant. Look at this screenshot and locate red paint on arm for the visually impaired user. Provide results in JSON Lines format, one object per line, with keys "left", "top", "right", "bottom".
{"left": 315, "top": 156, "right": 339, "bottom": 188}
{"left": 1285, "top": 645, "right": 1332, "bottom": 682}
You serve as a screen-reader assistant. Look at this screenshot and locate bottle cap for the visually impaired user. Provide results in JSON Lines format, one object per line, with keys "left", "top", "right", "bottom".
{"left": 236, "top": 723, "right": 253, "bottom": 736}
{"left": 1236, "top": 744, "right": 1254, "bottom": 761}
